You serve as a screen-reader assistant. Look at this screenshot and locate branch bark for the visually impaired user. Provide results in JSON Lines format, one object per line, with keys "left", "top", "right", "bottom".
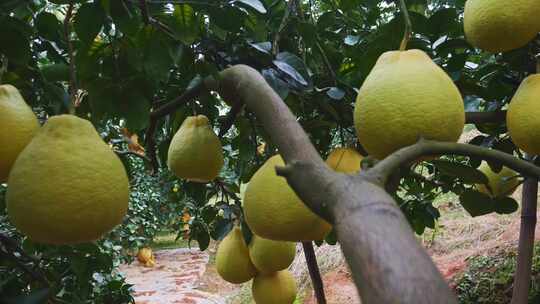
{"left": 368, "top": 139, "right": 540, "bottom": 186}
{"left": 511, "top": 155, "right": 538, "bottom": 304}
{"left": 302, "top": 242, "right": 327, "bottom": 304}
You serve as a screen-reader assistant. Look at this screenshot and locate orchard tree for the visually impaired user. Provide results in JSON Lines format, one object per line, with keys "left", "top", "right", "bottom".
{"left": 1, "top": 1, "right": 540, "bottom": 304}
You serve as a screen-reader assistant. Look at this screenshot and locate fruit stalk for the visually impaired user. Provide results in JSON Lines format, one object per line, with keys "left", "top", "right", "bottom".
{"left": 302, "top": 242, "right": 327, "bottom": 304}
{"left": 510, "top": 155, "right": 538, "bottom": 304}
{"left": 397, "top": 0, "right": 412, "bottom": 51}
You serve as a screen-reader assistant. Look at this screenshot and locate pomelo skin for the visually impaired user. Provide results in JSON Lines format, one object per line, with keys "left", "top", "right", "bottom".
{"left": 7, "top": 115, "right": 129, "bottom": 245}
{"left": 507, "top": 75, "right": 540, "bottom": 155}
{"left": 464, "top": 0, "right": 540, "bottom": 53}
{"left": 252, "top": 270, "right": 297, "bottom": 304}
{"left": 249, "top": 234, "right": 296, "bottom": 274}
{"left": 167, "top": 115, "right": 224, "bottom": 183}
{"left": 215, "top": 226, "right": 257, "bottom": 284}
{"left": 0, "top": 84, "right": 40, "bottom": 182}
{"left": 325, "top": 147, "right": 363, "bottom": 174}
{"left": 243, "top": 155, "right": 332, "bottom": 242}
{"left": 354, "top": 49, "right": 465, "bottom": 160}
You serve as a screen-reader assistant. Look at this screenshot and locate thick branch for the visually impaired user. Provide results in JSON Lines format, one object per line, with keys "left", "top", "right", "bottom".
{"left": 465, "top": 111, "right": 506, "bottom": 124}
{"left": 369, "top": 139, "right": 540, "bottom": 186}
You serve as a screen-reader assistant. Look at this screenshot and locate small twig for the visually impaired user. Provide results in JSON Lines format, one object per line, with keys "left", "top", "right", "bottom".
{"left": 465, "top": 111, "right": 507, "bottom": 124}
{"left": 302, "top": 242, "right": 327, "bottom": 304}
{"left": 315, "top": 41, "right": 337, "bottom": 82}
{"left": 397, "top": 0, "right": 412, "bottom": 51}
{"left": 368, "top": 139, "right": 540, "bottom": 186}
{"left": 114, "top": 149, "right": 151, "bottom": 163}
{"left": 272, "top": 0, "right": 297, "bottom": 56}
{"left": 139, "top": 0, "right": 150, "bottom": 25}
{"left": 63, "top": 3, "right": 77, "bottom": 114}
{"left": 218, "top": 102, "right": 243, "bottom": 137}
{"left": 145, "top": 78, "right": 208, "bottom": 173}
{"left": 0, "top": 234, "right": 49, "bottom": 286}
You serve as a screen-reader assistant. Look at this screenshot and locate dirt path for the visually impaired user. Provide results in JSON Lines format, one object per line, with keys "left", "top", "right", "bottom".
{"left": 119, "top": 248, "right": 225, "bottom": 304}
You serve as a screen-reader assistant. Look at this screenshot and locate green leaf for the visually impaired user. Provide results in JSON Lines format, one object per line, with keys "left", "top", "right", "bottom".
{"left": 494, "top": 197, "right": 519, "bottom": 214}
{"left": 171, "top": 4, "right": 200, "bottom": 45}
{"left": 432, "top": 160, "right": 488, "bottom": 184}
{"left": 74, "top": 3, "right": 105, "bottom": 43}
{"left": 459, "top": 190, "right": 495, "bottom": 217}
{"left": 41, "top": 63, "right": 70, "bottom": 82}
{"left": 1, "top": 288, "right": 50, "bottom": 304}
{"left": 196, "top": 230, "right": 210, "bottom": 251}
{"left": 35, "top": 12, "right": 62, "bottom": 42}
{"left": 0, "top": 17, "right": 31, "bottom": 64}
{"left": 273, "top": 52, "right": 312, "bottom": 89}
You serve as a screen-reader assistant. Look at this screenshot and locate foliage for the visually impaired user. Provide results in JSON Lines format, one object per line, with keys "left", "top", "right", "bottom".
{"left": 454, "top": 244, "right": 540, "bottom": 304}
{"left": 0, "top": 0, "right": 539, "bottom": 301}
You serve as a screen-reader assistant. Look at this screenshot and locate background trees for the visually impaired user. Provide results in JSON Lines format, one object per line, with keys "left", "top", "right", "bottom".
{"left": 0, "top": 0, "right": 539, "bottom": 303}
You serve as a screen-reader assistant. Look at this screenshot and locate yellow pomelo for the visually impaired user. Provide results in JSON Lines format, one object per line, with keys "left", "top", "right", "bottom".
{"left": 167, "top": 115, "right": 224, "bottom": 183}
{"left": 326, "top": 147, "right": 363, "bottom": 174}
{"left": 464, "top": 0, "right": 540, "bottom": 53}
{"left": 7, "top": 115, "right": 129, "bottom": 245}
{"left": 353, "top": 49, "right": 465, "bottom": 160}
{"left": 252, "top": 270, "right": 297, "bottom": 304}
{"left": 243, "top": 155, "right": 331, "bottom": 241}
{"left": 476, "top": 161, "right": 519, "bottom": 198}
{"left": 0, "top": 85, "right": 39, "bottom": 182}
{"left": 216, "top": 226, "right": 257, "bottom": 284}
{"left": 249, "top": 234, "right": 296, "bottom": 274}
{"left": 507, "top": 75, "right": 540, "bottom": 155}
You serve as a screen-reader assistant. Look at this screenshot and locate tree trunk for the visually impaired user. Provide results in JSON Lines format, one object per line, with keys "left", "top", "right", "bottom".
{"left": 511, "top": 168, "right": 538, "bottom": 304}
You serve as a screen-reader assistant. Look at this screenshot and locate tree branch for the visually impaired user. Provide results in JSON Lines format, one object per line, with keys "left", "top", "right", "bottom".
{"left": 302, "top": 242, "right": 327, "bottom": 304}
{"left": 0, "top": 234, "right": 48, "bottom": 286}
{"left": 114, "top": 149, "right": 151, "bottom": 163}
{"left": 368, "top": 139, "right": 540, "bottom": 186}
{"left": 218, "top": 102, "right": 243, "bottom": 137}
{"left": 510, "top": 154, "right": 538, "bottom": 304}
{"left": 63, "top": 3, "right": 77, "bottom": 113}
{"left": 465, "top": 111, "right": 507, "bottom": 124}
{"left": 397, "top": 0, "right": 412, "bottom": 51}
{"left": 145, "top": 65, "right": 459, "bottom": 303}
{"left": 272, "top": 0, "right": 296, "bottom": 56}
{"left": 139, "top": 0, "right": 150, "bottom": 25}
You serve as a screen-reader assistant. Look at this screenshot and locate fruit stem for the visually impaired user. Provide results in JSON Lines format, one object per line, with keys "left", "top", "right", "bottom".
{"left": 397, "top": 0, "right": 412, "bottom": 51}
{"left": 0, "top": 55, "right": 7, "bottom": 85}
{"left": 536, "top": 54, "right": 540, "bottom": 73}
